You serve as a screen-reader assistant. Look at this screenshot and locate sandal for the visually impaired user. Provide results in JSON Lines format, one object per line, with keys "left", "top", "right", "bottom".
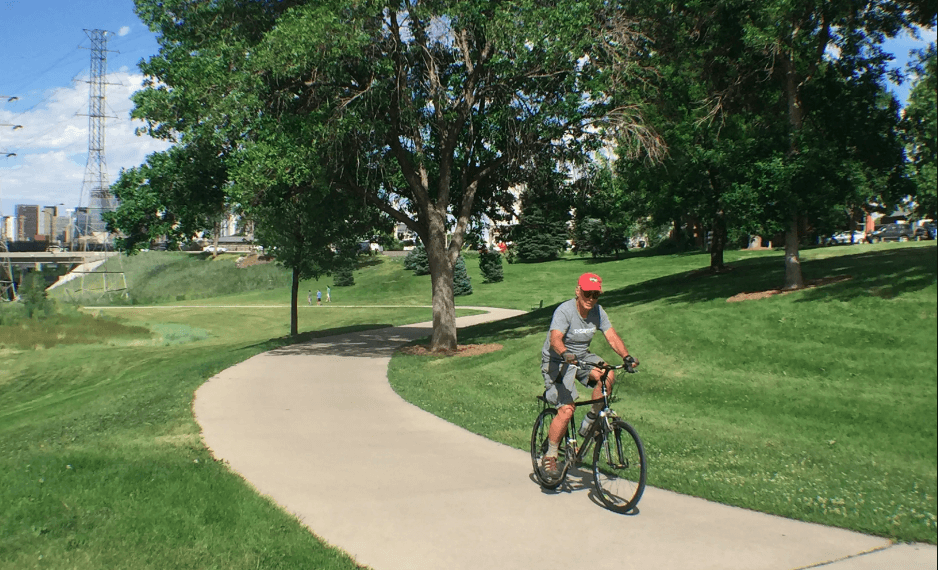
{"left": 541, "top": 455, "right": 560, "bottom": 477}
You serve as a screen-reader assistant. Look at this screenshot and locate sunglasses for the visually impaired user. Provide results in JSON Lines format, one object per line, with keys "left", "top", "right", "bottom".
{"left": 581, "top": 290, "right": 601, "bottom": 300}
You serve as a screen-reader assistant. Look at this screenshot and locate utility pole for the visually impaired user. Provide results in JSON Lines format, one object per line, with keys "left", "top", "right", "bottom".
{"left": 0, "top": 97, "right": 21, "bottom": 300}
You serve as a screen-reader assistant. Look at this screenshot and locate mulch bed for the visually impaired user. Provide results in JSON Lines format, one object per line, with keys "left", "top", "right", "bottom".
{"left": 726, "top": 275, "right": 853, "bottom": 302}
{"left": 398, "top": 343, "right": 504, "bottom": 357}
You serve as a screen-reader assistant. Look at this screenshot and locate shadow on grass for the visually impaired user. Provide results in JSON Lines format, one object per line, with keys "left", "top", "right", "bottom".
{"left": 258, "top": 322, "right": 438, "bottom": 359}
{"left": 601, "top": 245, "right": 936, "bottom": 308}
{"left": 456, "top": 246, "right": 937, "bottom": 345}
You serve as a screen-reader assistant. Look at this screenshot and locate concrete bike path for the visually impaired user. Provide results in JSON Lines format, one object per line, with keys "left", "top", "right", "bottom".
{"left": 193, "top": 307, "right": 936, "bottom": 570}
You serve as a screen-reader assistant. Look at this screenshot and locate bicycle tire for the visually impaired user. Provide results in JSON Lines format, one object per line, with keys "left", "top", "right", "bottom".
{"left": 592, "top": 419, "right": 646, "bottom": 513}
{"left": 530, "top": 408, "right": 564, "bottom": 489}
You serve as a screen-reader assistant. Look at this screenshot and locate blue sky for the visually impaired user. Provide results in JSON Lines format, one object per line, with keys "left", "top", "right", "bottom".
{"left": 0, "top": 0, "right": 935, "bottom": 220}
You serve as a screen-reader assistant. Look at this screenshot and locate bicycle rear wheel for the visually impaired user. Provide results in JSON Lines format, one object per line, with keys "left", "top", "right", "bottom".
{"left": 592, "top": 419, "right": 646, "bottom": 513}
{"left": 530, "top": 408, "right": 564, "bottom": 489}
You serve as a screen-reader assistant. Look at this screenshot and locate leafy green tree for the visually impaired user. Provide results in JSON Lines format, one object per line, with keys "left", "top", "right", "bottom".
{"left": 130, "top": 0, "right": 663, "bottom": 351}
{"left": 618, "top": 0, "right": 920, "bottom": 282}
{"left": 452, "top": 256, "right": 472, "bottom": 297}
{"left": 728, "top": 0, "right": 929, "bottom": 288}
{"left": 107, "top": 141, "right": 228, "bottom": 254}
{"left": 902, "top": 43, "right": 937, "bottom": 220}
{"left": 572, "top": 163, "right": 634, "bottom": 259}
{"left": 246, "top": 185, "right": 370, "bottom": 336}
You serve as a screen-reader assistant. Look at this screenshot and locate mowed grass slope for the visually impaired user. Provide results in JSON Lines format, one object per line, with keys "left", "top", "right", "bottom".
{"left": 2, "top": 257, "right": 449, "bottom": 570}
{"left": 0, "top": 242, "right": 933, "bottom": 570}
{"left": 389, "top": 243, "right": 937, "bottom": 544}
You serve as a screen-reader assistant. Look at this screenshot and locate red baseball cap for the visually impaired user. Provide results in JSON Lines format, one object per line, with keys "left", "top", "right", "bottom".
{"left": 578, "top": 273, "right": 602, "bottom": 291}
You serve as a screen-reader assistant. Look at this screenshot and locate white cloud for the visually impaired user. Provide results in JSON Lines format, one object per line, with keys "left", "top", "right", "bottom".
{"left": 119, "top": 26, "right": 131, "bottom": 37}
{"left": 0, "top": 71, "right": 172, "bottom": 214}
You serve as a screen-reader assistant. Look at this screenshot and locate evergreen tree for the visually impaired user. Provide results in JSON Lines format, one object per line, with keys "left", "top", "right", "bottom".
{"left": 403, "top": 244, "right": 430, "bottom": 276}
{"left": 453, "top": 256, "right": 472, "bottom": 296}
{"left": 333, "top": 266, "right": 355, "bottom": 287}
{"left": 512, "top": 165, "right": 572, "bottom": 262}
{"left": 478, "top": 248, "right": 504, "bottom": 283}
{"left": 513, "top": 206, "right": 569, "bottom": 262}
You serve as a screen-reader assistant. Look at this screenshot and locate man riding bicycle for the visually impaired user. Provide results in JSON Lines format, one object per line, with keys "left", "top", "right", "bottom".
{"left": 540, "top": 272, "right": 637, "bottom": 477}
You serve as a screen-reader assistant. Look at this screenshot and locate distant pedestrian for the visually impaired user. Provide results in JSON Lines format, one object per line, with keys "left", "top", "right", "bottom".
{"left": 316, "top": 289, "right": 322, "bottom": 306}
{"left": 307, "top": 290, "right": 312, "bottom": 306}
{"left": 326, "top": 286, "right": 331, "bottom": 303}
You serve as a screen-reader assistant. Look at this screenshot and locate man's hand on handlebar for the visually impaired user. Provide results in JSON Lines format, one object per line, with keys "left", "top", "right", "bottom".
{"left": 562, "top": 351, "right": 577, "bottom": 364}
{"left": 623, "top": 354, "right": 639, "bottom": 373}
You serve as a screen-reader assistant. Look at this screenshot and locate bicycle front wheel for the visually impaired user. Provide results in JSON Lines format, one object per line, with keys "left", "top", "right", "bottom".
{"left": 592, "top": 419, "right": 646, "bottom": 513}
{"left": 530, "top": 408, "right": 563, "bottom": 489}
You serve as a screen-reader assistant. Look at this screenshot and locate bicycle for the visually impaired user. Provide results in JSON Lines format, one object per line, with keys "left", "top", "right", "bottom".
{"left": 530, "top": 360, "right": 647, "bottom": 513}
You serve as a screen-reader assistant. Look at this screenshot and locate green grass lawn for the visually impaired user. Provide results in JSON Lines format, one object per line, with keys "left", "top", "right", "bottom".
{"left": 1, "top": 242, "right": 934, "bottom": 569}
{"left": 0, "top": 295, "right": 442, "bottom": 568}
{"left": 389, "top": 243, "right": 937, "bottom": 544}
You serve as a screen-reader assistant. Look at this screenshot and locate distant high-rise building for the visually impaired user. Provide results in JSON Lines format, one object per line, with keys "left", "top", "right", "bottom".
{"left": 38, "top": 206, "right": 69, "bottom": 243}
{"left": 0, "top": 215, "right": 13, "bottom": 241}
{"left": 15, "top": 204, "right": 39, "bottom": 241}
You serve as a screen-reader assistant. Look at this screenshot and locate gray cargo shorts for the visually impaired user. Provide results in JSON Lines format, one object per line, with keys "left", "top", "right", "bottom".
{"left": 541, "top": 352, "right": 605, "bottom": 407}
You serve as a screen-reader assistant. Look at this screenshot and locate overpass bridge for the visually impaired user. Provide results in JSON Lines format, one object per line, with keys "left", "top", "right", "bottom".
{"left": 0, "top": 251, "right": 110, "bottom": 265}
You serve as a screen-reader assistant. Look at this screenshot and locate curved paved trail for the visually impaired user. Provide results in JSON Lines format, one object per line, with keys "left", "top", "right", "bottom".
{"left": 194, "top": 307, "right": 935, "bottom": 570}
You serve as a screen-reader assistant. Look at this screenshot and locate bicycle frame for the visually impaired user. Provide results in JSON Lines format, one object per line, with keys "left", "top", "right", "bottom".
{"left": 539, "top": 363, "right": 619, "bottom": 472}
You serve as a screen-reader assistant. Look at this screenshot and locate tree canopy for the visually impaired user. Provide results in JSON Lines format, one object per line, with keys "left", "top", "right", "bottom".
{"left": 129, "top": 0, "right": 664, "bottom": 350}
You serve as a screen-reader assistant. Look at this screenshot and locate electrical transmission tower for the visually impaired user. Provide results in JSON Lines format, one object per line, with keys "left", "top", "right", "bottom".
{"left": 72, "top": 29, "right": 128, "bottom": 300}
{"left": 77, "top": 29, "right": 118, "bottom": 245}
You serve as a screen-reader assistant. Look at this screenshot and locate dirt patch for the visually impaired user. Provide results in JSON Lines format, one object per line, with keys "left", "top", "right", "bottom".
{"left": 236, "top": 254, "right": 273, "bottom": 268}
{"left": 727, "top": 275, "right": 853, "bottom": 302}
{"left": 398, "top": 343, "right": 504, "bottom": 357}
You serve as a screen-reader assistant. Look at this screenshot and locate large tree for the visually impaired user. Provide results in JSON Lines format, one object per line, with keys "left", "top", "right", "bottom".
{"left": 617, "top": 0, "right": 926, "bottom": 284}
{"left": 131, "top": 0, "right": 662, "bottom": 351}
{"left": 727, "top": 0, "right": 932, "bottom": 288}
{"left": 902, "top": 43, "right": 937, "bottom": 219}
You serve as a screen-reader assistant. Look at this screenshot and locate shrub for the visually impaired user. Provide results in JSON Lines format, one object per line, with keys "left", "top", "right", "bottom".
{"left": 20, "top": 272, "right": 54, "bottom": 319}
{"left": 453, "top": 256, "right": 472, "bottom": 296}
{"left": 404, "top": 244, "right": 430, "bottom": 275}
{"left": 478, "top": 249, "right": 504, "bottom": 283}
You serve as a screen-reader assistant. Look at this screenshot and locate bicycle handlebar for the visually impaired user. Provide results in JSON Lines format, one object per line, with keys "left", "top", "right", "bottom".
{"left": 573, "top": 359, "right": 638, "bottom": 374}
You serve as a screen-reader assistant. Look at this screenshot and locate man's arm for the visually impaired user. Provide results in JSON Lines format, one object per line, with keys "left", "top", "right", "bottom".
{"left": 549, "top": 329, "right": 568, "bottom": 358}
{"left": 603, "top": 327, "right": 631, "bottom": 361}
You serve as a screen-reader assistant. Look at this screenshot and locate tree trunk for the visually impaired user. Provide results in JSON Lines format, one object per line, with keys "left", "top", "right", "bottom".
{"left": 709, "top": 215, "right": 726, "bottom": 272}
{"left": 425, "top": 210, "right": 457, "bottom": 352}
{"left": 212, "top": 220, "right": 221, "bottom": 259}
{"left": 784, "top": 213, "right": 804, "bottom": 289}
{"left": 290, "top": 266, "right": 299, "bottom": 336}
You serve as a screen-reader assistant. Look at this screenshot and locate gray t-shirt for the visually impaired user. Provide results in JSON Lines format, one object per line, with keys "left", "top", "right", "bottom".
{"left": 541, "top": 298, "right": 611, "bottom": 362}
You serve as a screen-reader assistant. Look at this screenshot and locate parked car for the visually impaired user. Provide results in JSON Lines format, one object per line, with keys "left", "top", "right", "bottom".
{"left": 913, "top": 222, "right": 936, "bottom": 241}
{"left": 203, "top": 245, "right": 227, "bottom": 253}
{"left": 867, "top": 224, "right": 914, "bottom": 243}
{"left": 828, "top": 230, "right": 865, "bottom": 245}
